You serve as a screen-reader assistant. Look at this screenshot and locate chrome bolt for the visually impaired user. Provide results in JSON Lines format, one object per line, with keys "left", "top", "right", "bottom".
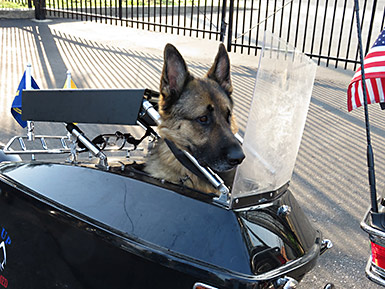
{"left": 277, "top": 205, "right": 291, "bottom": 217}
{"left": 275, "top": 276, "right": 298, "bottom": 289}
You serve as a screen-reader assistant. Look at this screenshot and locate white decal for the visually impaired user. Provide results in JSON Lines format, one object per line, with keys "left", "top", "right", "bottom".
{"left": 0, "top": 242, "right": 5, "bottom": 271}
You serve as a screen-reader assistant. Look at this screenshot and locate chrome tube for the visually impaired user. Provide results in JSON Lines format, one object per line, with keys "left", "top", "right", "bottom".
{"left": 69, "top": 125, "right": 108, "bottom": 169}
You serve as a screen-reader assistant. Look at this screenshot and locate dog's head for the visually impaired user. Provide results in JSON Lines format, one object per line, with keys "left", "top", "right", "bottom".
{"left": 158, "top": 43, "right": 245, "bottom": 172}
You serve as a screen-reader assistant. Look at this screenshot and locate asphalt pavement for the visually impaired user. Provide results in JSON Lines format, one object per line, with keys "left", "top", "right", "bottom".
{"left": 1, "top": 18, "right": 384, "bottom": 288}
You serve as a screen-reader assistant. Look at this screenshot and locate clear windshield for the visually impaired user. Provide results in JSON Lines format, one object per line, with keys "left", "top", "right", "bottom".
{"left": 231, "top": 32, "right": 317, "bottom": 206}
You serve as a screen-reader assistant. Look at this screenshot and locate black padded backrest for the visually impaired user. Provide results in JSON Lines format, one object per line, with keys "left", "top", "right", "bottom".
{"left": 21, "top": 89, "right": 145, "bottom": 125}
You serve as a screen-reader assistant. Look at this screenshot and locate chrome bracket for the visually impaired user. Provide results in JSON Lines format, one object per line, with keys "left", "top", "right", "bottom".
{"left": 275, "top": 276, "right": 298, "bottom": 289}
{"left": 320, "top": 239, "right": 333, "bottom": 255}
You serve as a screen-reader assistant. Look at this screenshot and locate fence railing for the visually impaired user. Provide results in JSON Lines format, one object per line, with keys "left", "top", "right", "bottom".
{"left": 227, "top": 0, "right": 385, "bottom": 70}
{"left": 4, "top": 0, "right": 385, "bottom": 70}
{"left": 42, "top": 0, "right": 227, "bottom": 41}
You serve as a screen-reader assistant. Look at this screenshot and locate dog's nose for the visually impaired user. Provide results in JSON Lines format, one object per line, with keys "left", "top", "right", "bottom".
{"left": 227, "top": 147, "right": 245, "bottom": 166}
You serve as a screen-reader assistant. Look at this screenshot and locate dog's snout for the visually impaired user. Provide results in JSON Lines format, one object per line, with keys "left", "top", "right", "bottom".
{"left": 226, "top": 146, "right": 245, "bottom": 166}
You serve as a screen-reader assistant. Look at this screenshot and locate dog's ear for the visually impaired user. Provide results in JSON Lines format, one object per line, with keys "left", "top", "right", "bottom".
{"left": 160, "top": 44, "right": 191, "bottom": 112}
{"left": 207, "top": 43, "right": 232, "bottom": 95}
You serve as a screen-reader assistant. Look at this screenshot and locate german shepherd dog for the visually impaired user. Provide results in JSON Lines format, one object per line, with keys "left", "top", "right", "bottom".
{"left": 145, "top": 43, "right": 245, "bottom": 194}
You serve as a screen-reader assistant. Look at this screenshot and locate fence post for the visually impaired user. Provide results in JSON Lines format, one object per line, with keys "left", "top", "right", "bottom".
{"left": 365, "top": 0, "right": 378, "bottom": 55}
{"left": 28, "top": 0, "right": 32, "bottom": 8}
{"left": 219, "top": 0, "right": 227, "bottom": 42}
{"left": 34, "top": 0, "right": 46, "bottom": 20}
{"left": 226, "top": 0, "right": 234, "bottom": 52}
{"left": 119, "top": 0, "right": 122, "bottom": 20}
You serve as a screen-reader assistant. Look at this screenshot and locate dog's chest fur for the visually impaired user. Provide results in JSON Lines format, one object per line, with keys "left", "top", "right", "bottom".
{"left": 145, "top": 139, "right": 214, "bottom": 193}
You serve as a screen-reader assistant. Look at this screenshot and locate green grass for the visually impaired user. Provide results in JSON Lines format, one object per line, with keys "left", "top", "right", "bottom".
{"left": 0, "top": 0, "right": 28, "bottom": 8}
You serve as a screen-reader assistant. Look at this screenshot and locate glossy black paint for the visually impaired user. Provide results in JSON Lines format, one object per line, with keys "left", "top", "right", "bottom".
{"left": 0, "top": 162, "right": 321, "bottom": 289}
{"left": 0, "top": 150, "right": 21, "bottom": 163}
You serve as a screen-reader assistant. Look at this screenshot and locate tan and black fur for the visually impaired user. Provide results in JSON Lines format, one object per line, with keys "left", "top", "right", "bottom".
{"left": 145, "top": 43, "right": 244, "bottom": 194}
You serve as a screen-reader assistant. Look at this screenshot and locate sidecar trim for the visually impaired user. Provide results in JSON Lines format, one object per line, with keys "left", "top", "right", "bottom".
{"left": 365, "top": 257, "right": 385, "bottom": 287}
{"left": 361, "top": 205, "right": 385, "bottom": 287}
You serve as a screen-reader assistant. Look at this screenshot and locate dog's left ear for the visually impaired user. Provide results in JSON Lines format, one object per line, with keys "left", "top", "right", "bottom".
{"left": 207, "top": 43, "right": 233, "bottom": 95}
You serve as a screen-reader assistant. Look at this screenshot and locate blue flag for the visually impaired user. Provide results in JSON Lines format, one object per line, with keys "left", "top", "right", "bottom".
{"left": 11, "top": 71, "right": 40, "bottom": 128}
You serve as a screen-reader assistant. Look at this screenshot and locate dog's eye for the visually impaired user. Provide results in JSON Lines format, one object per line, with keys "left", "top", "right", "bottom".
{"left": 197, "top": 115, "right": 209, "bottom": 124}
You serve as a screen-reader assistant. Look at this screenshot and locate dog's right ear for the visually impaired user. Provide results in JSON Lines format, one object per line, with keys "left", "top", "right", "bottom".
{"left": 160, "top": 44, "right": 191, "bottom": 112}
{"left": 207, "top": 43, "right": 232, "bottom": 96}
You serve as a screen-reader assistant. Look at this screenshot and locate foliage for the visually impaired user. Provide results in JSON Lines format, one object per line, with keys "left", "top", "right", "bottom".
{"left": 0, "top": 0, "right": 28, "bottom": 8}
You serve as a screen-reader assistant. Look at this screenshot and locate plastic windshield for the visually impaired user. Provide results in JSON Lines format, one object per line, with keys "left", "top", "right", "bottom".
{"left": 231, "top": 32, "right": 317, "bottom": 207}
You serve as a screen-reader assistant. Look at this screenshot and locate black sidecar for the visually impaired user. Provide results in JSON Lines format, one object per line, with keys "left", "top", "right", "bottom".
{"left": 0, "top": 157, "right": 326, "bottom": 289}
{"left": 0, "top": 87, "right": 330, "bottom": 289}
{"left": 0, "top": 33, "right": 331, "bottom": 289}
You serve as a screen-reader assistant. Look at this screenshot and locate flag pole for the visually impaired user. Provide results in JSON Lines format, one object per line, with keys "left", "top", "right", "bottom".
{"left": 25, "top": 63, "right": 35, "bottom": 142}
{"left": 66, "top": 70, "right": 71, "bottom": 89}
{"left": 354, "top": 0, "right": 379, "bottom": 216}
{"left": 64, "top": 70, "right": 73, "bottom": 142}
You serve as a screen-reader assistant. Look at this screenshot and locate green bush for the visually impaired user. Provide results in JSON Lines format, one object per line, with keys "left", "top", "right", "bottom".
{"left": 0, "top": 0, "right": 28, "bottom": 8}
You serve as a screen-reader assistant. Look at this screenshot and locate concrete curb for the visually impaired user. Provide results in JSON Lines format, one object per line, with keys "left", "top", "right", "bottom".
{"left": 0, "top": 8, "right": 34, "bottom": 19}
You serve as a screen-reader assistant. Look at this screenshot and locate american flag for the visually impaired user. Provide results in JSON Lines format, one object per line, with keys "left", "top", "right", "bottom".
{"left": 347, "top": 27, "right": 385, "bottom": 112}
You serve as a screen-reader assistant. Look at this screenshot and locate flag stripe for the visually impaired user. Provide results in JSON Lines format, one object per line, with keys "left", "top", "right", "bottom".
{"left": 352, "top": 67, "right": 385, "bottom": 82}
{"left": 366, "top": 79, "right": 375, "bottom": 104}
{"left": 347, "top": 87, "right": 353, "bottom": 111}
{"left": 371, "top": 78, "right": 380, "bottom": 103}
{"left": 363, "top": 56, "right": 385, "bottom": 65}
{"left": 368, "top": 46, "right": 385, "bottom": 53}
{"left": 381, "top": 78, "right": 385, "bottom": 102}
{"left": 355, "top": 81, "right": 362, "bottom": 109}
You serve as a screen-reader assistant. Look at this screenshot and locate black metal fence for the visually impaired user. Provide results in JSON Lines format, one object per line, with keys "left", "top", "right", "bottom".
{"left": 5, "top": 0, "right": 385, "bottom": 70}
{"left": 227, "top": 0, "right": 385, "bottom": 70}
